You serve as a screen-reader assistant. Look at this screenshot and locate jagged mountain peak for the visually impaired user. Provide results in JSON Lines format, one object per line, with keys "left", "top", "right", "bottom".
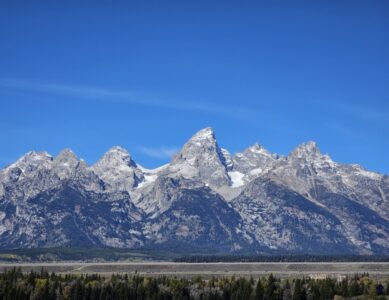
{"left": 12, "top": 151, "right": 52, "bottom": 168}
{"left": 189, "top": 127, "right": 215, "bottom": 142}
{"left": 52, "top": 148, "right": 95, "bottom": 182}
{"left": 289, "top": 141, "right": 321, "bottom": 159}
{"left": 107, "top": 145, "right": 130, "bottom": 154}
{"left": 172, "top": 127, "right": 222, "bottom": 163}
{"left": 96, "top": 146, "right": 136, "bottom": 168}
{"left": 286, "top": 142, "right": 338, "bottom": 173}
{"left": 230, "top": 142, "right": 278, "bottom": 184}
{"left": 248, "top": 142, "right": 262, "bottom": 150}
{"left": 169, "top": 127, "right": 230, "bottom": 187}
{"left": 55, "top": 148, "right": 79, "bottom": 164}
{"left": 92, "top": 146, "right": 144, "bottom": 192}
{"left": 2, "top": 151, "right": 53, "bottom": 182}
{"left": 1, "top": 129, "right": 389, "bottom": 254}
{"left": 20, "top": 150, "right": 52, "bottom": 160}
{"left": 244, "top": 143, "right": 273, "bottom": 157}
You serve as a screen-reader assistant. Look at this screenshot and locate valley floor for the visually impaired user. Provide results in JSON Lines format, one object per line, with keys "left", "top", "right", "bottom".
{"left": 1, "top": 262, "right": 389, "bottom": 279}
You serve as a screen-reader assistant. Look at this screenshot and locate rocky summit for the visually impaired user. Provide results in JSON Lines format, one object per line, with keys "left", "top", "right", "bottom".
{"left": 1, "top": 127, "right": 388, "bottom": 255}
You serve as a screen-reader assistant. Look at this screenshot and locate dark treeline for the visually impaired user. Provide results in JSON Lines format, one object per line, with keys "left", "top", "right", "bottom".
{"left": 174, "top": 255, "right": 389, "bottom": 263}
{"left": 1, "top": 268, "right": 389, "bottom": 300}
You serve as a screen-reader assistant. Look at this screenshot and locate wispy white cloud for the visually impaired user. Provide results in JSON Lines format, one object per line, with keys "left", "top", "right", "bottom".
{"left": 314, "top": 99, "right": 389, "bottom": 123}
{"left": 138, "top": 146, "right": 179, "bottom": 159}
{"left": 0, "top": 78, "right": 254, "bottom": 119}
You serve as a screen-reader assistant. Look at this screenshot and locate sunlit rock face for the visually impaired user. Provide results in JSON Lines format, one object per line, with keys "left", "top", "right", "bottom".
{"left": 92, "top": 146, "right": 145, "bottom": 192}
{"left": 167, "top": 127, "right": 231, "bottom": 188}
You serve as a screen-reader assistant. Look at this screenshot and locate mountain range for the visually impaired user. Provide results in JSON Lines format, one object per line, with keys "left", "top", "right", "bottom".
{"left": 1, "top": 127, "right": 388, "bottom": 255}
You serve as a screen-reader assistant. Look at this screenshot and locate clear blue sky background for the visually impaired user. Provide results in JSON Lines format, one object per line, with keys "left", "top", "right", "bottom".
{"left": 1, "top": 1, "right": 388, "bottom": 173}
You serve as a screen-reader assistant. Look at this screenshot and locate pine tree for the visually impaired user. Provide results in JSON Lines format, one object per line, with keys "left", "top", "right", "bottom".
{"left": 292, "top": 279, "right": 306, "bottom": 300}
{"left": 255, "top": 279, "right": 264, "bottom": 300}
{"left": 283, "top": 280, "right": 292, "bottom": 300}
{"left": 264, "top": 274, "right": 277, "bottom": 300}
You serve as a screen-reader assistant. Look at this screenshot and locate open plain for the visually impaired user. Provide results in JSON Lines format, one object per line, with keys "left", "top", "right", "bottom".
{"left": 1, "top": 262, "right": 389, "bottom": 279}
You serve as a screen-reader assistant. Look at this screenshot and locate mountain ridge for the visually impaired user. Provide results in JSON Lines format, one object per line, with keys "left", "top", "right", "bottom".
{"left": 0, "top": 127, "right": 388, "bottom": 255}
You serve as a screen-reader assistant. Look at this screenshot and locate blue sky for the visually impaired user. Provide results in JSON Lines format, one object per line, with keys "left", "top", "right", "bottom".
{"left": 1, "top": 1, "right": 388, "bottom": 173}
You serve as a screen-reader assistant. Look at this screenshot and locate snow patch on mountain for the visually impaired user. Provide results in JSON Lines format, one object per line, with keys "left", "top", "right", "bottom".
{"left": 228, "top": 171, "right": 245, "bottom": 188}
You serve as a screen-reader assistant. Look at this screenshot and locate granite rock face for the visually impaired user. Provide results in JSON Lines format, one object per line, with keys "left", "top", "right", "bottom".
{"left": 92, "top": 146, "right": 144, "bottom": 192}
{"left": 167, "top": 127, "right": 231, "bottom": 188}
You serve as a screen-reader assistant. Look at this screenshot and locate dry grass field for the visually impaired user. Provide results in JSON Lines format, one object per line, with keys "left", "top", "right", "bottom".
{"left": 1, "top": 262, "right": 389, "bottom": 279}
